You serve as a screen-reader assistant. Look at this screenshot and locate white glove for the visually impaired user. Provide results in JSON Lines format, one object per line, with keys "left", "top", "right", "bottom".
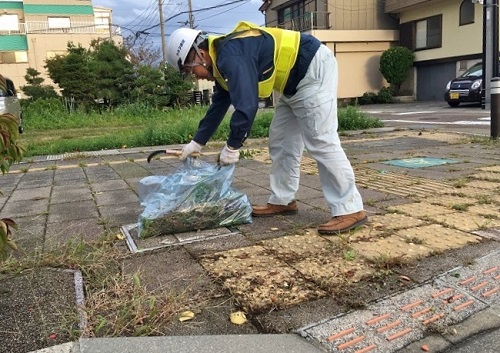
{"left": 219, "top": 144, "right": 240, "bottom": 166}
{"left": 180, "top": 140, "right": 203, "bottom": 160}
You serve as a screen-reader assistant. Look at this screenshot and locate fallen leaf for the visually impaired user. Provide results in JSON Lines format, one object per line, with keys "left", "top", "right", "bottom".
{"left": 49, "top": 333, "right": 57, "bottom": 339}
{"left": 116, "top": 233, "right": 124, "bottom": 240}
{"left": 421, "top": 344, "right": 429, "bottom": 352}
{"left": 399, "top": 275, "right": 412, "bottom": 282}
{"left": 230, "top": 311, "right": 247, "bottom": 325}
{"left": 179, "top": 310, "right": 195, "bottom": 322}
{"left": 270, "top": 227, "right": 279, "bottom": 231}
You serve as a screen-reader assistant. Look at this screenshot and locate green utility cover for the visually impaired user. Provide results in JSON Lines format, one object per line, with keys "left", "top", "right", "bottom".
{"left": 382, "top": 157, "right": 458, "bottom": 169}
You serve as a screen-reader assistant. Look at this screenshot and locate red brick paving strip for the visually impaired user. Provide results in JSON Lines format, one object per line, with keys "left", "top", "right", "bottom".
{"left": 337, "top": 335, "right": 366, "bottom": 350}
{"left": 386, "top": 328, "right": 412, "bottom": 341}
{"left": 366, "top": 313, "right": 391, "bottom": 326}
{"left": 354, "top": 344, "right": 377, "bottom": 353}
{"left": 459, "top": 276, "right": 477, "bottom": 285}
{"left": 411, "top": 307, "right": 433, "bottom": 318}
{"left": 483, "top": 266, "right": 498, "bottom": 275}
{"left": 401, "top": 299, "right": 423, "bottom": 312}
{"left": 422, "top": 313, "right": 445, "bottom": 325}
{"left": 482, "top": 287, "right": 500, "bottom": 298}
{"left": 376, "top": 320, "right": 402, "bottom": 333}
{"left": 326, "top": 327, "right": 355, "bottom": 342}
{"left": 453, "top": 300, "right": 475, "bottom": 311}
{"left": 432, "top": 288, "right": 453, "bottom": 298}
{"left": 471, "top": 281, "right": 489, "bottom": 291}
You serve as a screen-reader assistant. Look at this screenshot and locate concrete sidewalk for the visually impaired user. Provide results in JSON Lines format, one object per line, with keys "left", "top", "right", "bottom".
{"left": 4, "top": 128, "right": 499, "bottom": 353}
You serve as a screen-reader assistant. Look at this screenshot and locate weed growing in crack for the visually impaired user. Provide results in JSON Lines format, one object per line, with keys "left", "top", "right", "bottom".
{"left": 2, "top": 234, "right": 190, "bottom": 338}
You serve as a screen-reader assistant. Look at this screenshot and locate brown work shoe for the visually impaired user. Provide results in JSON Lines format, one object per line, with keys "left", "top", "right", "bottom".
{"left": 252, "top": 201, "right": 298, "bottom": 217}
{"left": 317, "top": 211, "right": 367, "bottom": 235}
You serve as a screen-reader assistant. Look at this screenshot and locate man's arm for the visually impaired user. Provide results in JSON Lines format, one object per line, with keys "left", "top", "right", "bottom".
{"left": 217, "top": 54, "right": 259, "bottom": 149}
{"left": 192, "top": 81, "right": 232, "bottom": 145}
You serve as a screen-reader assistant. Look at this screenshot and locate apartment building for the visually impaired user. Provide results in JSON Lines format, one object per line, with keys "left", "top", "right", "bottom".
{"left": 385, "top": 0, "right": 485, "bottom": 101}
{"left": 0, "top": 0, "right": 121, "bottom": 93}
{"left": 259, "top": 0, "right": 400, "bottom": 99}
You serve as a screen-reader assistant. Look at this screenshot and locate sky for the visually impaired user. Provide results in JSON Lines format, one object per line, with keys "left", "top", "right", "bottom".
{"left": 92, "top": 0, "right": 265, "bottom": 39}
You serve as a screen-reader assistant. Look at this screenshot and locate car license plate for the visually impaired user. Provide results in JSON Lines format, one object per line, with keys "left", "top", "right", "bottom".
{"left": 450, "top": 92, "right": 459, "bottom": 99}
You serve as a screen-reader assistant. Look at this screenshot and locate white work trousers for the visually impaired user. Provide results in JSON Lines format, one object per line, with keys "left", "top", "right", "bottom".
{"left": 268, "top": 45, "right": 364, "bottom": 216}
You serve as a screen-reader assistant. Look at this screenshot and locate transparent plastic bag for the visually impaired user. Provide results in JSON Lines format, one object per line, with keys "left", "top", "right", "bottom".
{"left": 138, "top": 158, "right": 252, "bottom": 238}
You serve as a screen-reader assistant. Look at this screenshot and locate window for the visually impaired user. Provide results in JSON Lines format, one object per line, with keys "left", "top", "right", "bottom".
{"left": 0, "top": 14, "right": 19, "bottom": 32}
{"left": 277, "top": 0, "right": 310, "bottom": 29}
{"left": 415, "top": 15, "right": 442, "bottom": 50}
{"left": 48, "top": 17, "right": 71, "bottom": 29}
{"left": 94, "top": 11, "right": 110, "bottom": 32}
{"left": 460, "top": 0, "right": 475, "bottom": 25}
{"left": 0, "top": 51, "right": 28, "bottom": 64}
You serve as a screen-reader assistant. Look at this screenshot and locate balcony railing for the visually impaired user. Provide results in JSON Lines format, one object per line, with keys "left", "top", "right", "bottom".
{"left": 0, "top": 21, "right": 121, "bottom": 36}
{"left": 266, "top": 12, "right": 330, "bottom": 32}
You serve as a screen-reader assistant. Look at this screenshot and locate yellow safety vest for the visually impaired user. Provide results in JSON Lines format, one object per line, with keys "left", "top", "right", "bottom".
{"left": 208, "top": 21, "right": 300, "bottom": 98}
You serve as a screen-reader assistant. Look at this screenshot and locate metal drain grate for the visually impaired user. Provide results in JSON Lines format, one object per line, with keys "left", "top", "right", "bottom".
{"left": 120, "top": 223, "right": 240, "bottom": 253}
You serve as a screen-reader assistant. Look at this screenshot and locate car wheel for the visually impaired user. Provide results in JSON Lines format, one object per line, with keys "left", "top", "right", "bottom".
{"left": 448, "top": 101, "right": 460, "bottom": 107}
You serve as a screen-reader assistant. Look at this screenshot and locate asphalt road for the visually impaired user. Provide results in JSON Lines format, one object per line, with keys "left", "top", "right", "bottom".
{"left": 359, "top": 101, "right": 493, "bottom": 136}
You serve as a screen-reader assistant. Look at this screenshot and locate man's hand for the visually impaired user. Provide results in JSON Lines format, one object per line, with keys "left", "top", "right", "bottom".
{"left": 180, "top": 140, "right": 203, "bottom": 160}
{"left": 219, "top": 144, "right": 240, "bottom": 166}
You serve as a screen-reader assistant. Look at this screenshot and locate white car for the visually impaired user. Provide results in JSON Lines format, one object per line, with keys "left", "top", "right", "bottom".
{"left": 0, "top": 74, "right": 23, "bottom": 134}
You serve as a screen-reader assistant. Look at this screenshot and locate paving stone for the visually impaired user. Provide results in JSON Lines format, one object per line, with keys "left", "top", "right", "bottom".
{"left": 395, "top": 225, "right": 481, "bottom": 252}
{"left": 430, "top": 213, "right": 500, "bottom": 232}
{"left": 369, "top": 213, "right": 427, "bottom": 230}
{"left": 223, "top": 266, "right": 326, "bottom": 312}
{"left": 352, "top": 233, "right": 433, "bottom": 261}
{"left": 2, "top": 198, "right": 49, "bottom": 218}
{"left": 94, "top": 189, "right": 139, "bottom": 206}
{"left": 8, "top": 186, "right": 52, "bottom": 202}
{"left": 469, "top": 172, "right": 500, "bottom": 182}
{"left": 387, "top": 203, "right": 455, "bottom": 218}
{"left": 421, "top": 195, "right": 478, "bottom": 208}
{"left": 48, "top": 200, "right": 99, "bottom": 223}
{"left": 304, "top": 282, "right": 487, "bottom": 353}
{"left": 90, "top": 179, "right": 131, "bottom": 192}
{"left": 45, "top": 218, "right": 106, "bottom": 249}
{"left": 51, "top": 185, "right": 94, "bottom": 204}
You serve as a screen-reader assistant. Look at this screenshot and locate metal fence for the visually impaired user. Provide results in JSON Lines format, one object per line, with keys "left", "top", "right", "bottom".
{"left": 0, "top": 22, "right": 120, "bottom": 36}
{"left": 266, "top": 12, "right": 330, "bottom": 32}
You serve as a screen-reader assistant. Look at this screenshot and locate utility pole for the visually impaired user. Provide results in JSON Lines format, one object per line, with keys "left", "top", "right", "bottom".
{"left": 158, "top": 0, "right": 168, "bottom": 66}
{"left": 481, "top": 0, "right": 499, "bottom": 109}
{"left": 187, "top": 0, "right": 195, "bottom": 28}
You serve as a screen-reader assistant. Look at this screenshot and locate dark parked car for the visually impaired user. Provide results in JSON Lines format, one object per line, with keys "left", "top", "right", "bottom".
{"left": 444, "top": 62, "right": 482, "bottom": 107}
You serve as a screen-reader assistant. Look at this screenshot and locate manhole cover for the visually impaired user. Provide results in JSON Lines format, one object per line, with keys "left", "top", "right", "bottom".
{"left": 382, "top": 157, "right": 458, "bottom": 169}
{"left": 120, "top": 223, "right": 239, "bottom": 253}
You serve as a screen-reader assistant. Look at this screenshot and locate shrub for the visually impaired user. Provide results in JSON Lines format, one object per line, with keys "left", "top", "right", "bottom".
{"left": 376, "top": 87, "right": 394, "bottom": 103}
{"left": 379, "top": 46, "right": 415, "bottom": 95}
{"left": 358, "top": 92, "right": 378, "bottom": 105}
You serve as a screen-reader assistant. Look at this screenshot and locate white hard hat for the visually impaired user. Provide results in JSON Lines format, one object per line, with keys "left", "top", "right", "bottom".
{"left": 166, "top": 28, "right": 202, "bottom": 71}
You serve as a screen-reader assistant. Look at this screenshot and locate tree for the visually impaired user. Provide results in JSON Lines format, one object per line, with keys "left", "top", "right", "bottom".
{"left": 379, "top": 46, "right": 415, "bottom": 95}
{"left": 127, "top": 65, "right": 169, "bottom": 108}
{"left": 163, "top": 65, "right": 194, "bottom": 107}
{"left": 123, "top": 35, "right": 162, "bottom": 69}
{"left": 88, "top": 39, "right": 134, "bottom": 108}
{"left": 21, "top": 68, "right": 58, "bottom": 102}
{"left": 45, "top": 40, "right": 134, "bottom": 110}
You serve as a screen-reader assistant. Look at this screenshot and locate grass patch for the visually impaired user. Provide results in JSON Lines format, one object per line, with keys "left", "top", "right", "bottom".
{"left": 20, "top": 104, "right": 382, "bottom": 157}
{"left": 2, "top": 234, "right": 189, "bottom": 338}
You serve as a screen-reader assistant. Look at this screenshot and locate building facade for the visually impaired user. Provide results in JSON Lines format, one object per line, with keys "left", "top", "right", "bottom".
{"left": 0, "top": 0, "right": 121, "bottom": 93}
{"left": 385, "top": 0, "right": 485, "bottom": 101}
{"left": 259, "top": 0, "right": 400, "bottom": 100}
